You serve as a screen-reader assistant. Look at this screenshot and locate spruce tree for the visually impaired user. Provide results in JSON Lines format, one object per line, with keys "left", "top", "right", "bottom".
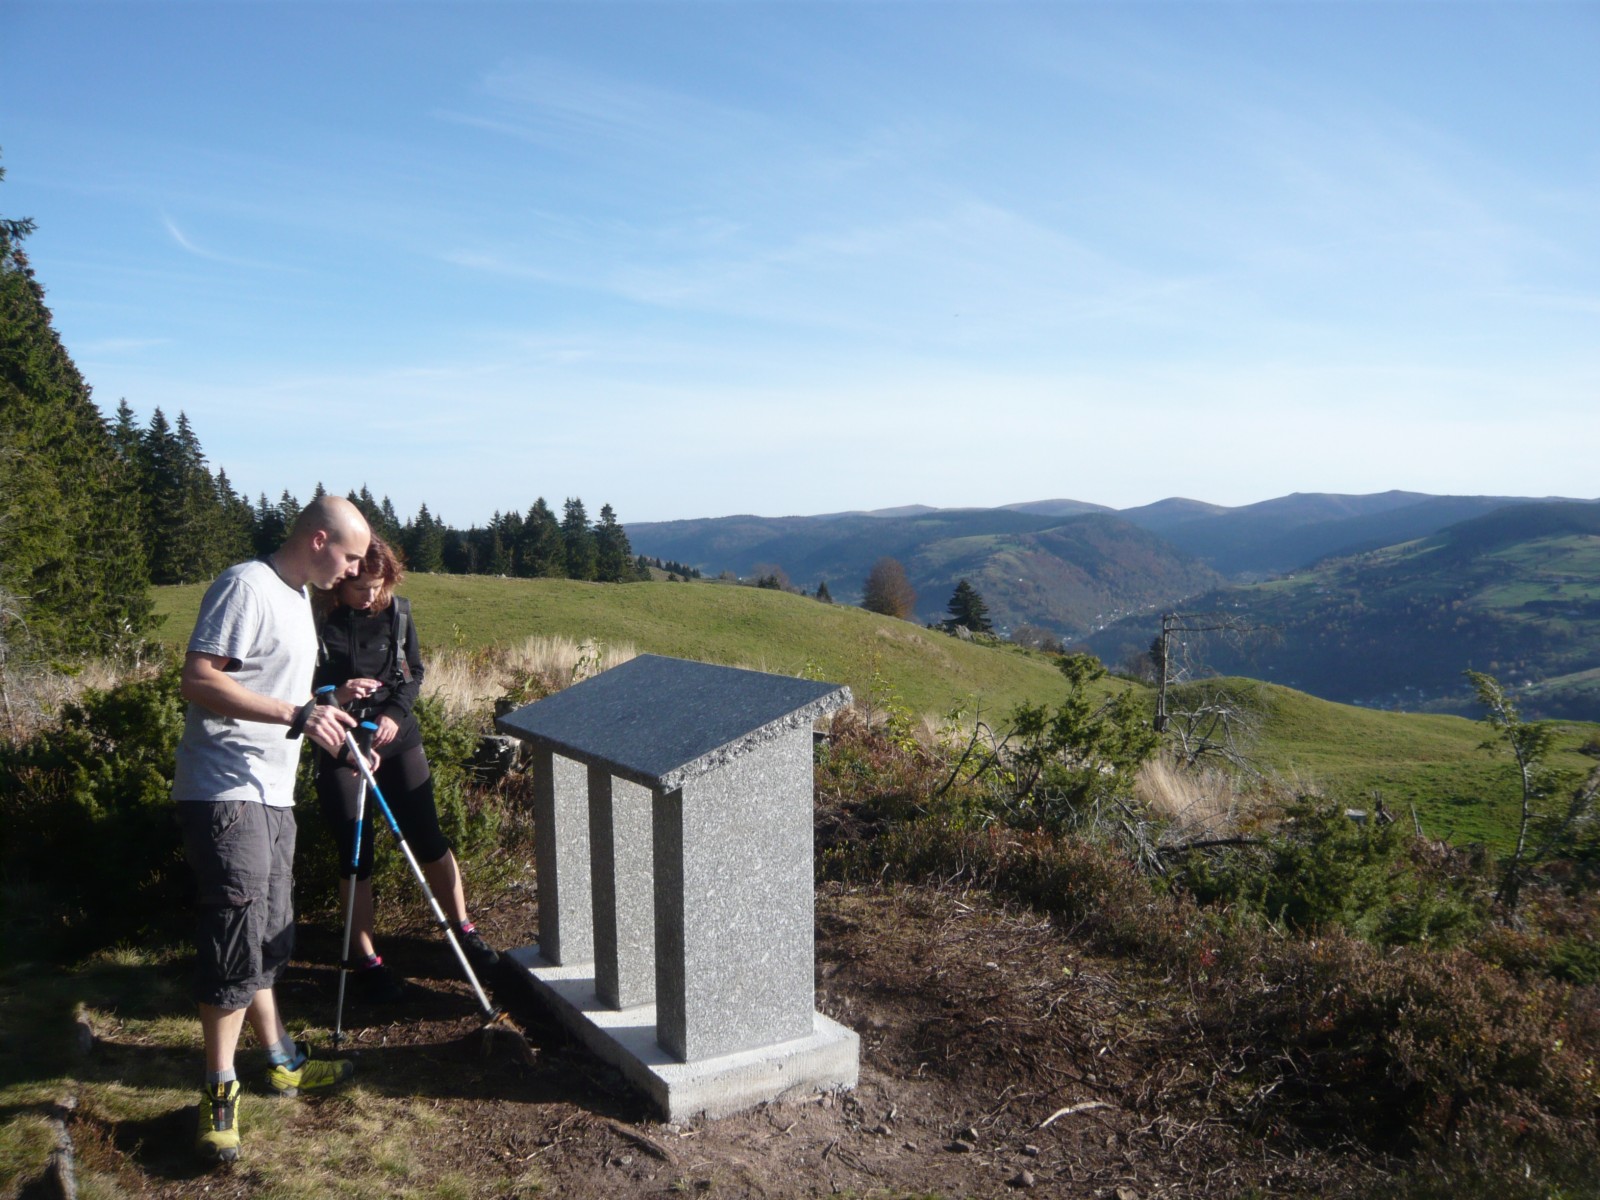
{"left": 378, "top": 496, "right": 400, "bottom": 540}
{"left": 404, "top": 503, "right": 446, "bottom": 572}
{"left": 518, "top": 498, "right": 566, "bottom": 578}
{"left": 253, "top": 493, "right": 285, "bottom": 557}
{"left": 594, "top": 503, "right": 634, "bottom": 582}
{"left": 277, "top": 489, "right": 302, "bottom": 530}
{"left": 945, "top": 579, "right": 993, "bottom": 633}
{"left": 561, "top": 498, "right": 598, "bottom": 581}
{"left": 172, "top": 411, "right": 227, "bottom": 580}
{"left": 213, "top": 469, "right": 256, "bottom": 565}
{"left": 0, "top": 164, "right": 150, "bottom": 655}
{"left": 440, "top": 526, "right": 473, "bottom": 574}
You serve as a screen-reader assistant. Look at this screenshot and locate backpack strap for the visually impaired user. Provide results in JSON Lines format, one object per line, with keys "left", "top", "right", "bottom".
{"left": 391, "top": 597, "right": 413, "bottom": 684}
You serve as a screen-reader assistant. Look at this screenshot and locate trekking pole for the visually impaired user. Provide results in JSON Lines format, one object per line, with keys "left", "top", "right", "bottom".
{"left": 339, "top": 724, "right": 497, "bottom": 1018}
{"left": 331, "top": 716, "right": 375, "bottom": 1046}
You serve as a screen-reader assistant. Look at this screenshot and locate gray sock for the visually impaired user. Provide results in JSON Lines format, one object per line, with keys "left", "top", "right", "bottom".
{"left": 267, "top": 1036, "right": 303, "bottom": 1068}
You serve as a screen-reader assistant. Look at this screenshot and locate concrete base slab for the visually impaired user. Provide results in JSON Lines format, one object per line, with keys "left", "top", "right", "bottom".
{"left": 506, "top": 945, "right": 860, "bottom": 1120}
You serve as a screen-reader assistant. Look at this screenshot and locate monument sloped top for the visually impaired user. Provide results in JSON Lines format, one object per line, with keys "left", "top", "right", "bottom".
{"left": 494, "top": 654, "right": 851, "bottom": 790}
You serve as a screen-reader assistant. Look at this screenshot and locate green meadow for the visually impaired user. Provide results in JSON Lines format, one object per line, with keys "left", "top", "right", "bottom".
{"left": 152, "top": 575, "right": 1600, "bottom": 851}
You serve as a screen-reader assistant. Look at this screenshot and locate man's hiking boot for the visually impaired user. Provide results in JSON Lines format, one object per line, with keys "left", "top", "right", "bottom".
{"left": 355, "top": 962, "right": 406, "bottom": 1004}
{"left": 459, "top": 928, "right": 500, "bottom": 972}
{"left": 265, "top": 1042, "right": 354, "bottom": 1097}
{"left": 195, "top": 1080, "right": 241, "bottom": 1163}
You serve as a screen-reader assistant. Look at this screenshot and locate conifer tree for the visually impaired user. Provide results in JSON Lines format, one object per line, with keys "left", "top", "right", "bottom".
{"left": 594, "top": 503, "right": 634, "bottom": 582}
{"left": 404, "top": 503, "right": 446, "bottom": 572}
{"left": 561, "top": 498, "right": 598, "bottom": 581}
{"left": 213, "top": 469, "right": 256, "bottom": 564}
{"left": 111, "top": 399, "right": 142, "bottom": 464}
{"left": 441, "top": 526, "right": 474, "bottom": 574}
{"left": 277, "top": 489, "right": 302, "bottom": 530}
{"left": 816, "top": 580, "right": 833, "bottom": 604}
{"left": 945, "top": 579, "right": 993, "bottom": 633}
{"left": 253, "top": 493, "right": 284, "bottom": 557}
{"left": 518, "top": 498, "right": 565, "bottom": 578}
{"left": 172, "top": 411, "right": 228, "bottom": 579}
{"left": 486, "top": 527, "right": 512, "bottom": 575}
{"left": 1, "top": 160, "right": 150, "bottom": 656}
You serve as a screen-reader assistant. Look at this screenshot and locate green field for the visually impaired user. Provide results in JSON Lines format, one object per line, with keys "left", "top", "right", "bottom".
{"left": 150, "top": 575, "right": 1072, "bottom": 718}
{"left": 1241, "top": 681, "right": 1598, "bottom": 846}
{"left": 152, "top": 575, "right": 1599, "bottom": 850}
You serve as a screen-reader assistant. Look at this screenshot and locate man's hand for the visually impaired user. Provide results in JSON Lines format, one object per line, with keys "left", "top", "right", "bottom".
{"left": 303, "top": 703, "right": 358, "bottom": 756}
{"left": 371, "top": 715, "right": 401, "bottom": 748}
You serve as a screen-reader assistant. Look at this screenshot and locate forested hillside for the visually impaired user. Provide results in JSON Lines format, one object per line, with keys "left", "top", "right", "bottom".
{"left": 627, "top": 508, "right": 1221, "bottom": 634}
{"left": 1088, "top": 501, "right": 1600, "bottom": 720}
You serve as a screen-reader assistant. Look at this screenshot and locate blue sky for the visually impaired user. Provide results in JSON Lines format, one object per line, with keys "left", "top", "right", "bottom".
{"left": 4, "top": 1, "right": 1597, "bottom": 527}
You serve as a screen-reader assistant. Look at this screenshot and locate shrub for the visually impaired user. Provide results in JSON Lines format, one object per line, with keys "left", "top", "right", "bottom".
{"left": 1165, "top": 794, "right": 1487, "bottom": 946}
{"left": 0, "top": 659, "right": 189, "bottom": 958}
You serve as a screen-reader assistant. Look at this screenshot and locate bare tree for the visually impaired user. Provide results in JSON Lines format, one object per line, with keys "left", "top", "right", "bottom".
{"left": 1152, "top": 611, "right": 1271, "bottom": 733}
{"left": 861, "top": 557, "right": 916, "bottom": 619}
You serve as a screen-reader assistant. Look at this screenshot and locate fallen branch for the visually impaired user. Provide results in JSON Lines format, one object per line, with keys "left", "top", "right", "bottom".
{"left": 49, "top": 1097, "right": 78, "bottom": 1200}
{"left": 1038, "top": 1100, "right": 1111, "bottom": 1128}
{"left": 604, "top": 1120, "right": 677, "bottom": 1164}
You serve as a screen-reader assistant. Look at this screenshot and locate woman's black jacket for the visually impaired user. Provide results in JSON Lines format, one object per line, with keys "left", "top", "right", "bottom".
{"left": 313, "top": 600, "right": 425, "bottom": 752}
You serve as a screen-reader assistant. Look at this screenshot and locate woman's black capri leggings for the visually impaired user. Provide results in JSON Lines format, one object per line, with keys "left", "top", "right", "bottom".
{"left": 315, "top": 743, "right": 452, "bottom": 879}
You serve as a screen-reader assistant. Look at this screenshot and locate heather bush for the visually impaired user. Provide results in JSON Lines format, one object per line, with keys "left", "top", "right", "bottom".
{"left": 1166, "top": 793, "right": 1487, "bottom": 945}
{"left": 814, "top": 680, "right": 1600, "bottom": 1190}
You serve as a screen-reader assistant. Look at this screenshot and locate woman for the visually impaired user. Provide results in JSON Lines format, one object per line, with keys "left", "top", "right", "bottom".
{"left": 312, "top": 535, "right": 498, "bottom": 1003}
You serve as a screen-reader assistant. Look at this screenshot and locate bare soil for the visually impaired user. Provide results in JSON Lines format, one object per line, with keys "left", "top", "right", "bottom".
{"left": 65, "top": 880, "right": 1385, "bottom": 1199}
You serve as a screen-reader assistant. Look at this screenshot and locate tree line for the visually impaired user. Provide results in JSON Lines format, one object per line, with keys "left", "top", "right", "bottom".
{"left": 103, "top": 406, "right": 645, "bottom": 586}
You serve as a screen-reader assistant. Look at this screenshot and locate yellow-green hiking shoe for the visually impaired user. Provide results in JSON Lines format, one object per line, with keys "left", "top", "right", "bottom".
{"left": 265, "top": 1042, "right": 354, "bottom": 1097}
{"left": 195, "top": 1080, "right": 241, "bottom": 1163}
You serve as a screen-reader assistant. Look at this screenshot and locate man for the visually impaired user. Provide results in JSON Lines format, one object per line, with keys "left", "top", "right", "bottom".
{"left": 174, "top": 494, "right": 376, "bottom": 1163}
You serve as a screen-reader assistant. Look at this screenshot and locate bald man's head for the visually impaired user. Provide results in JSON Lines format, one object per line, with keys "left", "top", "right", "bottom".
{"left": 280, "top": 495, "right": 372, "bottom": 591}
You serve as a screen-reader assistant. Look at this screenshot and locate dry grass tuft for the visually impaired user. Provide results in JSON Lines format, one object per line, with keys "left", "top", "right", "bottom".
{"left": 422, "top": 634, "right": 637, "bottom": 719}
{"left": 1136, "top": 754, "right": 1263, "bottom": 843}
{"left": 1, "top": 656, "right": 156, "bottom": 743}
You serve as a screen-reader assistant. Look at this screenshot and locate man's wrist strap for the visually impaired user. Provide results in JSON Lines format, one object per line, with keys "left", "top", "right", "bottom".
{"left": 286, "top": 697, "right": 317, "bottom": 739}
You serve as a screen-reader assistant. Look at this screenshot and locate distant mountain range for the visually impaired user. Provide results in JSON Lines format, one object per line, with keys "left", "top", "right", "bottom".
{"left": 626, "top": 491, "right": 1600, "bottom": 719}
{"left": 1085, "top": 500, "right": 1600, "bottom": 720}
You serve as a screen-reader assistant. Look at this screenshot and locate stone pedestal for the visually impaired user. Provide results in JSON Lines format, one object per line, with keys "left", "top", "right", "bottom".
{"left": 496, "top": 654, "right": 857, "bottom": 1120}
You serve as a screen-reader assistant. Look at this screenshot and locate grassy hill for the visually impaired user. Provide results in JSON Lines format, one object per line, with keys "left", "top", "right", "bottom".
{"left": 1239, "top": 680, "right": 1596, "bottom": 846}
{"left": 150, "top": 575, "right": 1073, "bottom": 719}
{"left": 153, "top": 574, "right": 1599, "bottom": 850}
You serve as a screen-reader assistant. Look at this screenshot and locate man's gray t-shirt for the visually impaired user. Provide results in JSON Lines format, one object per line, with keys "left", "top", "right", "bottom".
{"left": 172, "top": 559, "right": 318, "bottom": 808}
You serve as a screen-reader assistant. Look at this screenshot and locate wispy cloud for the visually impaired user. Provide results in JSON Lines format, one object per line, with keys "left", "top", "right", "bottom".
{"left": 161, "top": 215, "right": 295, "bottom": 272}
{"left": 80, "top": 336, "right": 170, "bottom": 355}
